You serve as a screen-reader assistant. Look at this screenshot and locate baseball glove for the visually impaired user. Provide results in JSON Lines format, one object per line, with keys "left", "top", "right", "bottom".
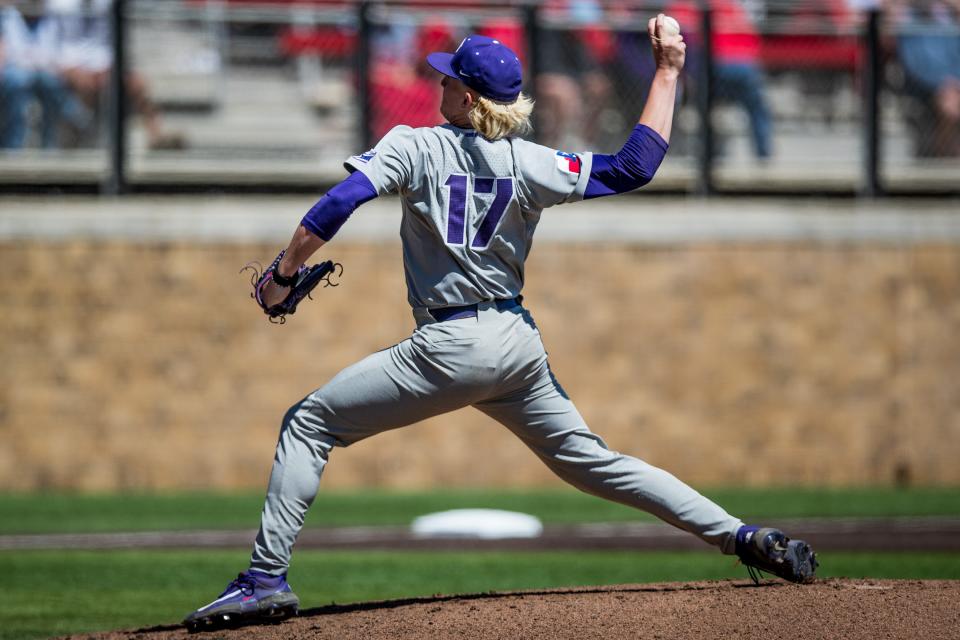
{"left": 241, "top": 249, "right": 342, "bottom": 324}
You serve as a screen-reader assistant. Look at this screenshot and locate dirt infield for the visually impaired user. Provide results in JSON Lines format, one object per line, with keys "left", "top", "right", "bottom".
{"left": 66, "top": 579, "right": 959, "bottom": 640}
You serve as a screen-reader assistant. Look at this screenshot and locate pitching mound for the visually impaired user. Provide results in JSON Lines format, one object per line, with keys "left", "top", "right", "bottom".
{"left": 68, "top": 579, "right": 958, "bottom": 640}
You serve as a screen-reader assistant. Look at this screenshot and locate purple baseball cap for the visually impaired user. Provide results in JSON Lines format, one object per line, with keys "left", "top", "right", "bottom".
{"left": 426, "top": 35, "right": 523, "bottom": 103}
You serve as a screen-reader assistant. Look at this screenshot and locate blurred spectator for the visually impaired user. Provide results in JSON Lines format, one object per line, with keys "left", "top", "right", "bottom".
{"left": 890, "top": 0, "right": 960, "bottom": 157}
{"left": 668, "top": 0, "right": 773, "bottom": 160}
{"left": 0, "top": 3, "right": 30, "bottom": 148}
{"left": 477, "top": 17, "right": 526, "bottom": 62}
{"left": 0, "top": 0, "right": 87, "bottom": 149}
{"left": 370, "top": 21, "right": 453, "bottom": 140}
{"left": 45, "top": 0, "right": 185, "bottom": 150}
{"left": 535, "top": 0, "right": 615, "bottom": 150}
{"left": 605, "top": 6, "right": 659, "bottom": 147}
{"left": 771, "top": 0, "right": 858, "bottom": 127}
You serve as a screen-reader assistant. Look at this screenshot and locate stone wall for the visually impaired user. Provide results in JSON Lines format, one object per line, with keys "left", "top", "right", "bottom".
{"left": 3, "top": 241, "right": 958, "bottom": 490}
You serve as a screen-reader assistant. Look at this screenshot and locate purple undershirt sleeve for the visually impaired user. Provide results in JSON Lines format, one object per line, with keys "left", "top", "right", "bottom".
{"left": 300, "top": 171, "right": 378, "bottom": 242}
{"left": 584, "top": 124, "right": 669, "bottom": 199}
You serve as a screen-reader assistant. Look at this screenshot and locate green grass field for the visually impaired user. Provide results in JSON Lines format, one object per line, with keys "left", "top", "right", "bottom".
{"left": 2, "top": 486, "right": 959, "bottom": 534}
{"left": 2, "top": 487, "right": 959, "bottom": 640}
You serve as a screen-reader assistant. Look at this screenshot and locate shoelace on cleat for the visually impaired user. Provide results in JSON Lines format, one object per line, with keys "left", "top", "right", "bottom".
{"left": 739, "top": 532, "right": 789, "bottom": 585}
{"left": 221, "top": 573, "right": 257, "bottom": 598}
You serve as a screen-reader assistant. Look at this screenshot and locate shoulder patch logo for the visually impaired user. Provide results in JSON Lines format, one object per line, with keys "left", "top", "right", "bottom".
{"left": 355, "top": 150, "right": 377, "bottom": 163}
{"left": 556, "top": 151, "right": 581, "bottom": 175}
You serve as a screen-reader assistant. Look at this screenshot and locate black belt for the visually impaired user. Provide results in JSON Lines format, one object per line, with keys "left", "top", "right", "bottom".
{"left": 430, "top": 296, "right": 522, "bottom": 322}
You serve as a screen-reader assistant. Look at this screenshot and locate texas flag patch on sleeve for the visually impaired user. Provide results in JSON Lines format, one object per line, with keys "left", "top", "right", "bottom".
{"left": 353, "top": 149, "right": 377, "bottom": 163}
{"left": 556, "top": 151, "right": 582, "bottom": 175}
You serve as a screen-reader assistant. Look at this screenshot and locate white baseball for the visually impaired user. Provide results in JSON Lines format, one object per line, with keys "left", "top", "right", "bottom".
{"left": 662, "top": 15, "right": 681, "bottom": 37}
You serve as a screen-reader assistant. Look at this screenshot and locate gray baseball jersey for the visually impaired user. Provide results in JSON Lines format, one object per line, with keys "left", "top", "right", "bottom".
{"left": 344, "top": 124, "right": 594, "bottom": 310}
{"left": 248, "top": 125, "right": 743, "bottom": 577}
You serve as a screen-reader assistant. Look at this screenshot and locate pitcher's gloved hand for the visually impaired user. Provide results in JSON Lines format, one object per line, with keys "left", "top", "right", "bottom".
{"left": 241, "top": 249, "right": 341, "bottom": 324}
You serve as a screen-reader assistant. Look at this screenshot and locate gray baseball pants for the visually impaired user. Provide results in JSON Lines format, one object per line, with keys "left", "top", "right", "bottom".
{"left": 250, "top": 302, "right": 742, "bottom": 574}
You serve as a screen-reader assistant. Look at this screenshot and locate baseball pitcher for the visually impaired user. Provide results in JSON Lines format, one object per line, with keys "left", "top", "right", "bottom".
{"left": 185, "top": 15, "right": 817, "bottom": 631}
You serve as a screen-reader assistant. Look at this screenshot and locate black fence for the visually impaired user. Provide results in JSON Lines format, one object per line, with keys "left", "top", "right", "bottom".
{"left": 1, "top": 0, "right": 958, "bottom": 196}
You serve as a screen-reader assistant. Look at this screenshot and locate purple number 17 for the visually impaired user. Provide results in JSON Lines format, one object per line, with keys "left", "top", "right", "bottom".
{"left": 444, "top": 174, "right": 514, "bottom": 249}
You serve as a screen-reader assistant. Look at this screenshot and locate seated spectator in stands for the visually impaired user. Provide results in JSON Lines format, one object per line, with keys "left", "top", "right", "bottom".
{"left": 667, "top": 0, "right": 773, "bottom": 160}
{"left": 606, "top": 16, "right": 660, "bottom": 146}
{"left": 890, "top": 0, "right": 960, "bottom": 157}
{"left": 0, "top": 0, "right": 87, "bottom": 149}
{"left": 370, "top": 21, "right": 453, "bottom": 140}
{"left": 46, "top": 0, "right": 184, "bottom": 150}
{"left": 776, "top": 0, "right": 858, "bottom": 127}
{"left": 535, "top": 0, "right": 615, "bottom": 150}
{"left": 0, "top": 7, "right": 24, "bottom": 148}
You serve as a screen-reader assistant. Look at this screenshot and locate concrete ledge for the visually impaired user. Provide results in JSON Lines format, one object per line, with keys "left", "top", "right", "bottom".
{"left": 3, "top": 196, "right": 960, "bottom": 244}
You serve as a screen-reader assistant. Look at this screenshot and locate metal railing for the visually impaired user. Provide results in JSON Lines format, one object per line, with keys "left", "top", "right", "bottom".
{"left": 0, "top": 0, "right": 956, "bottom": 195}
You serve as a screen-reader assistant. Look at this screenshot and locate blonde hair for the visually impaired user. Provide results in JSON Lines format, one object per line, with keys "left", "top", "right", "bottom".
{"left": 467, "top": 92, "right": 534, "bottom": 141}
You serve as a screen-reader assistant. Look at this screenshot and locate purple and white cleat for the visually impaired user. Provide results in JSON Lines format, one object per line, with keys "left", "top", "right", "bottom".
{"left": 183, "top": 570, "right": 299, "bottom": 631}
